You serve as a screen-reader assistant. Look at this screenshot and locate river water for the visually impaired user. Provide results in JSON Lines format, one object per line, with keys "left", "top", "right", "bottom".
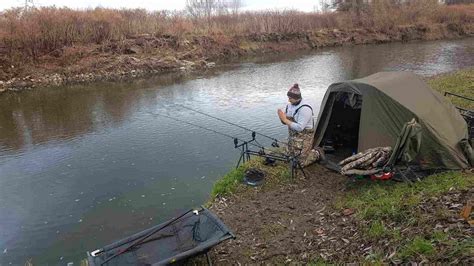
{"left": 0, "top": 38, "right": 473, "bottom": 264}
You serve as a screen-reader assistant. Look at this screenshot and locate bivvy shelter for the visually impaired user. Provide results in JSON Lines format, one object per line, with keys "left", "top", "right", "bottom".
{"left": 312, "top": 71, "right": 472, "bottom": 171}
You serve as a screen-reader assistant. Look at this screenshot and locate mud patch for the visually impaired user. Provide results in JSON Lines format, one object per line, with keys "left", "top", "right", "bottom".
{"left": 209, "top": 164, "right": 360, "bottom": 263}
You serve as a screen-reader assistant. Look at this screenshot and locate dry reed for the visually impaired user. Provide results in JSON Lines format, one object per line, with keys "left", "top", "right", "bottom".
{"left": 0, "top": 0, "right": 472, "bottom": 62}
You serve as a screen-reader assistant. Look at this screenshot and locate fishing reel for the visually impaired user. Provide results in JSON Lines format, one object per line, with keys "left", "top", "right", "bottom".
{"left": 271, "top": 140, "right": 280, "bottom": 148}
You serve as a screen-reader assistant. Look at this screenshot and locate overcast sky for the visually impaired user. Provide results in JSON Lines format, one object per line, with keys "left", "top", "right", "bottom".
{"left": 0, "top": 0, "right": 323, "bottom": 12}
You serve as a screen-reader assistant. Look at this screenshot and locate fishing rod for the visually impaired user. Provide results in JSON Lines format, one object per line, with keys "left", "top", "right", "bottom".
{"left": 148, "top": 111, "right": 306, "bottom": 178}
{"left": 175, "top": 104, "right": 288, "bottom": 147}
{"left": 147, "top": 112, "right": 266, "bottom": 150}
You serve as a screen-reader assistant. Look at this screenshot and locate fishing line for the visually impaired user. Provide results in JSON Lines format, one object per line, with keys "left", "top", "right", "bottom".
{"left": 175, "top": 104, "right": 289, "bottom": 147}
{"left": 147, "top": 112, "right": 266, "bottom": 150}
{"left": 146, "top": 111, "right": 302, "bottom": 177}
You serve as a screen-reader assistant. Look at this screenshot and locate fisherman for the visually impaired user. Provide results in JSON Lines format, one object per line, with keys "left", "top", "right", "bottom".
{"left": 278, "top": 83, "right": 323, "bottom": 167}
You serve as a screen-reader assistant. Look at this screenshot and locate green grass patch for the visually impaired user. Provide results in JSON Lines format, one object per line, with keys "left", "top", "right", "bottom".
{"left": 398, "top": 237, "right": 435, "bottom": 259}
{"left": 428, "top": 67, "right": 474, "bottom": 110}
{"left": 367, "top": 220, "right": 387, "bottom": 239}
{"left": 337, "top": 170, "right": 473, "bottom": 261}
{"left": 209, "top": 157, "right": 290, "bottom": 202}
{"left": 364, "top": 250, "right": 385, "bottom": 264}
{"left": 444, "top": 238, "right": 474, "bottom": 259}
{"left": 210, "top": 164, "right": 247, "bottom": 199}
{"left": 431, "top": 231, "right": 448, "bottom": 243}
{"left": 339, "top": 171, "right": 474, "bottom": 221}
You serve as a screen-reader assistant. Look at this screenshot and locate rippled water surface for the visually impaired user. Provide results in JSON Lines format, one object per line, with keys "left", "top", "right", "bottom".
{"left": 1, "top": 38, "right": 473, "bottom": 264}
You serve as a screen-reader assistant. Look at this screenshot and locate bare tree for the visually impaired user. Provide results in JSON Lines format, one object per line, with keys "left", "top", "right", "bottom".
{"left": 214, "top": 0, "right": 229, "bottom": 16}
{"left": 332, "top": 0, "right": 368, "bottom": 11}
{"left": 227, "top": 0, "right": 243, "bottom": 15}
{"left": 319, "top": 0, "right": 331, "bottom": 12}
{"left": 186, "top": 0, "right": 217, "bottom": 20}
{"left": 186, "top": 0, "right": 244, "bottom": 19}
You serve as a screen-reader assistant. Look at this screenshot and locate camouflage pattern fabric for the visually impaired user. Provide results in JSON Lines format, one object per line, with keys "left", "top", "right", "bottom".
{"left": 287, "top": 128, "right": 320, "bottom": 168}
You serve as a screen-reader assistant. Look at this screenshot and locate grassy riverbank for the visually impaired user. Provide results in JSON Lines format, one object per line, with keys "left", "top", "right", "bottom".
{"left": 210, "top": 158, "right": 290, "bottom": 200}
{"left": 335, "top": 171, "right": 473, "bottom": 262}
{"left": 0, "top": 2, "right": 473, "bottom": 91}
{"left": 429, "top": 68, "right": 474, "bottom": 110}
{"left": 207, "top": 69, "right": 473, "bottom": 264}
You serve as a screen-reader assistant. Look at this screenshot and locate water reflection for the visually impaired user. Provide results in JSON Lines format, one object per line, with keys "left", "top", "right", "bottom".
{"left": 0, "top": 38, "right": 473, "bottom": 265}
{"left": 0, "top": 83, "right": 143, "bottom": 152}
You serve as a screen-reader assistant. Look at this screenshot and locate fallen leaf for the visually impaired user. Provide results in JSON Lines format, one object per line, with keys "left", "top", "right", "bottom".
{"left": 460, "top": 202, "right": 472, "bottom": 220}
{"left": 343, "top": 208, "right": 354, "bottom": 216}
{"left": 314, "top": 228, "right": 324, "bottom": 235}
{"left": 363, "top": 246, "right": 372, "bottom": 252}
{"left": 388, "top": 251, "right": 396, "bottom": 259}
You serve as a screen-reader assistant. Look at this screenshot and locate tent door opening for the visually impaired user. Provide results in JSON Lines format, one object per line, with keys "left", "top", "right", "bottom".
{"left": 321, "top": 92, "right": 362, "bottom": 163}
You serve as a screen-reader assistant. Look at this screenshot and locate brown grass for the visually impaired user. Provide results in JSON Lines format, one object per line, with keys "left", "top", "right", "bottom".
{"left": 0, "top": 1, "right": 473, "bottom": 63}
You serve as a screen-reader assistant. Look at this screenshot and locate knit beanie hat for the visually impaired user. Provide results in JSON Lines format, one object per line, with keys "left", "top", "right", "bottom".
{"left": 287, "top": 83, "right": 301, "bottom": 100}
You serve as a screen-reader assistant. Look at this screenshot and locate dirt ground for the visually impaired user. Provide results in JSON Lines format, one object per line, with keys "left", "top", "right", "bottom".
{"left": 208, "top": 164, "right": 362, "bottom": 263}
{"left": 207, "top": 164, "right": 473, "bottom": 264}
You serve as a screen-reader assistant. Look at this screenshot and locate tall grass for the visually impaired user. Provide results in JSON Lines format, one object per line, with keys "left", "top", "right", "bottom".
{"left": 0, "top": 1, "right": 472, "bottom": 62}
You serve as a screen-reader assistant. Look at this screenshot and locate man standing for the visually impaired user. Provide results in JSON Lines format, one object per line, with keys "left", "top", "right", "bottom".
{"left": 278, "top": 84, "right": 321, "bottom": 167}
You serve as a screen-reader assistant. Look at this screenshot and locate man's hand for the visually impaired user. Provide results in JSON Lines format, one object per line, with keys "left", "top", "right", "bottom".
{"left": 277, "top": 109, "right": 286, "bottom": 120}
{"left": 278, "top": 109, "right": 290, "bottom": 126}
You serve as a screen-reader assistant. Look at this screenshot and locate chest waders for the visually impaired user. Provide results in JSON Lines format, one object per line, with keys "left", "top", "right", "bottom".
{"left": 286, "top": 105, "right": 319, "bottom": 167}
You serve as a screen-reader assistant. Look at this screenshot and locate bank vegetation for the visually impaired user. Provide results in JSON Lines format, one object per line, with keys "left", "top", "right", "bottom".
{"left": 0, "top": 0, "right": 473, "bottom": 90}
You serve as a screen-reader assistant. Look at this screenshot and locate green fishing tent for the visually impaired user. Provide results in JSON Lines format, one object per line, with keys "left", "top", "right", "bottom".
{"left": 313, "top": 71, "right": 472, "bottom": 170}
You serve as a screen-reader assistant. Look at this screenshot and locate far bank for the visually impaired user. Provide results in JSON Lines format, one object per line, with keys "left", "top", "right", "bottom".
{"left": 0, "top": 3, "right": 473, "bottom": 92}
